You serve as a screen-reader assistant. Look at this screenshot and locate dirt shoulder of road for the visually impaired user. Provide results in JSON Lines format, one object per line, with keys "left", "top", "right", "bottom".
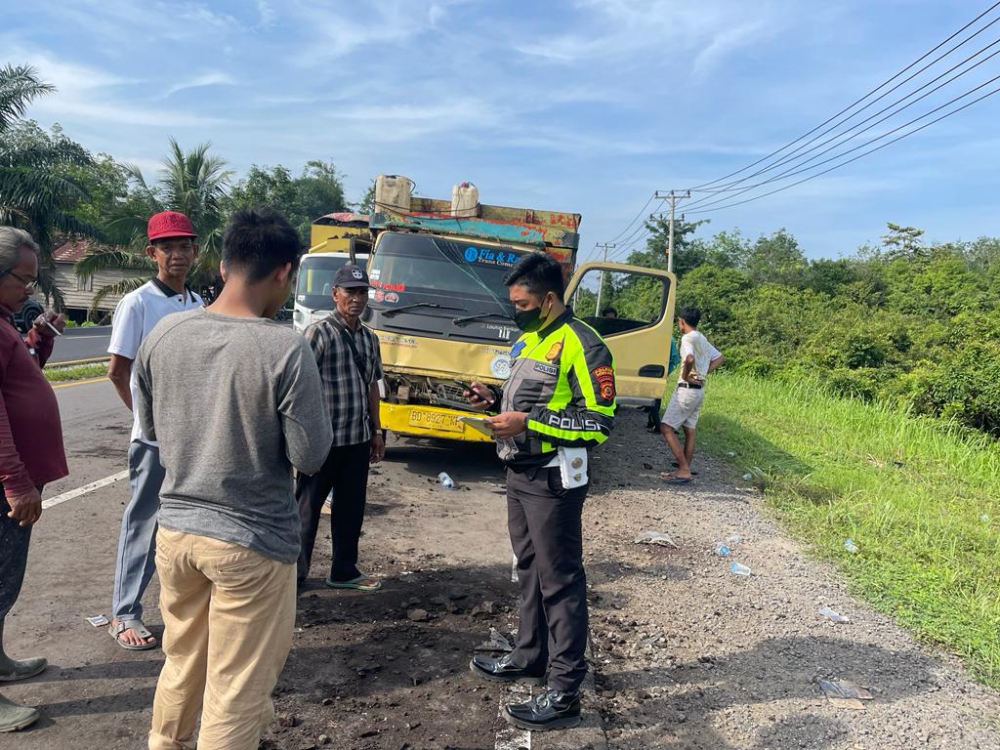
{"left": 1, "top": 409, "right": 998, "bottom": 750}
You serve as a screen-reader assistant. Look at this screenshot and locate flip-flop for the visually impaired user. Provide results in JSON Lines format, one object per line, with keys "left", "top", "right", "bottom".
{"left": 109, "top": 619, "right": 158, "bottom": 651}
{"left": 670, "top": 462, "right": 699, "bottom": 475}
{"left": 325, "top": 575, "right": 382, "bottom": 592}
{"left": 660, "top": 473, "right": 692, "bottom": 485}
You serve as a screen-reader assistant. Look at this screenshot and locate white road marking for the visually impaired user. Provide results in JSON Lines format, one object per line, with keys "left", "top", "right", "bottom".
{"left": 42, "top": 471, "right": 129, "bottom": 510}
{"left": 495, "top": 684, "right": 532, "bottom": 750}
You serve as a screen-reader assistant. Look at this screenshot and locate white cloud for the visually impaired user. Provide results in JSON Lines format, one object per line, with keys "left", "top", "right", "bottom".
{"left": 7, "top": 44, "right": 225, "bottom": 129}
{"left": 163, "top": 72, "right": 237, "bottom": 99}
{"left": 256, "top": 0, "right": 276, "bottom": 27}
{"left": 692, "top": 21, "right": 769, "bottom": 76}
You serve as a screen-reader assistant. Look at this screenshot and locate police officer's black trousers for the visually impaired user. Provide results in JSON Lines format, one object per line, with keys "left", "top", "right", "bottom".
{"left": 506, "top": 466, "right": 588, "bottom": 694}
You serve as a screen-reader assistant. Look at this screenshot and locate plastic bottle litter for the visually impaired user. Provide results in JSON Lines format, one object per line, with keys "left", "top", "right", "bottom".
{"left": 729, "top": 561, "right": 751, "bottom": 576}
{"left": 982, "top": 514, "right": 990, "bottom": 523}
{"left": 729, "top": 534, "right": 742, "bottom": 545}
{"left": 634, "top": 530, "right": 679, "bottom": 548}
{"left": 742, "top": 473, "right": 753, "bottom": 481}
{"left": 844, "top": 538, "right": 859, "bottom": 554}
{"left": 714, "top": 543, "right": 730, "bottom": 557}
{"left": 438, "top": 472, "right": 455, "bottom": 489}
{"left": 819, "top": 606, "right": 851, "bottom": 624}
{"left": 726, "top": 451, "right": 736, "bottom": 457}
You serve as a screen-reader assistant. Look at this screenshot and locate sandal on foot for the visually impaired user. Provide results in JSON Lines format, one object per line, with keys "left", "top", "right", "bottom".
{"left": 325, "top": 575, "right": 382, "bottom": 592}
{"left": 109, "top": 619, "right": 158, "bottom": 651}
{"left": 0, "top": 656, "right": 47, "bottom": 683}
{"left": 660, "top": 472, "right": 692, "bottom": 485}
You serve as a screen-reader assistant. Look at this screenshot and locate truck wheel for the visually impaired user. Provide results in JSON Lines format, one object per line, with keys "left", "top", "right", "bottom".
{"left": 15, "top": 300, "right": 44, "bottom": 335}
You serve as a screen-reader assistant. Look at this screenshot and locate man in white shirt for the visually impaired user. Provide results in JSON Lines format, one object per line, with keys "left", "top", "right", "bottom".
{"left": 105, "top": 211, "right": 203, "bottom": 649}
{"left": 660, "top": 307, "right": 723, "bottom": 484}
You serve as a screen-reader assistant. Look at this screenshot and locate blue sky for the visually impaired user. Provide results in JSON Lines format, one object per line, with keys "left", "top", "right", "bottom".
{"left": 5, "top": 0, "right": 1000, "bottom": 261}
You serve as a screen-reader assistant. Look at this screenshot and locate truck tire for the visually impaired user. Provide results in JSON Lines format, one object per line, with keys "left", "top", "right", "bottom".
{"left": 14, "top": 300, "right": 44, "bottom": 335}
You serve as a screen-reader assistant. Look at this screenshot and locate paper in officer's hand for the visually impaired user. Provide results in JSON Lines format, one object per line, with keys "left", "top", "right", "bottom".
{"left": 459, "top": 415, "right": 495, "bottom": 437}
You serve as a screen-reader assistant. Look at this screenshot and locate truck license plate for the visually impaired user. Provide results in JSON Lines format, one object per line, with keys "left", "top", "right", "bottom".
{"left": 408, "top": 410, "right": 464, "bottom": 433}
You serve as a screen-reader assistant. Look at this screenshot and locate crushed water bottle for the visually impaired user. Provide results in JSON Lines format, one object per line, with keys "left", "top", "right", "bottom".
{"left": 844, "top": 538, "right": 859, "bottom": 554}
{"left": 729, "top": 561, "right": 751, "bottom": 576}
{"left": 714, "top": 543, "right": 730, "bottom": 557}
{"left": 438, "top": 472, "right": 455, "bottom": 489}
{"left": 818, "top": 606, "right": 851, "bottom": 624}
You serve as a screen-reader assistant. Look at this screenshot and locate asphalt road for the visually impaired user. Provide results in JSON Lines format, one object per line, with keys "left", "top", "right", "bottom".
{"left": 46, "top": 326, "right": 113, "bottom": 365}
{"left": 45, "top": 321, "right": 291, "bottom": 365}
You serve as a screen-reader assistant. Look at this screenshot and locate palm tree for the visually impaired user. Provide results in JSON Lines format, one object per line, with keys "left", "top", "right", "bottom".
{"left": 77, "top": 138, "right": 233, "bottom": 310}
{"left": 0, "top": 64, "right": 103, "bottom": 308}
{"left": 0, "top": 63, "right": 53, "bottom": 130}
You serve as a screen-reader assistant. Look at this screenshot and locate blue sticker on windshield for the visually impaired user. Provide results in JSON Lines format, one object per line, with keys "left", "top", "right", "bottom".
{"left": 464, "top": 247, "right": 520, "bottom": 267}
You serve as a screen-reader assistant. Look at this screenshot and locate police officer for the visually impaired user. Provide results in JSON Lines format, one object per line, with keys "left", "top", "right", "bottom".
{"left": 466, "top": 253, "right": 616, "bottom": 731}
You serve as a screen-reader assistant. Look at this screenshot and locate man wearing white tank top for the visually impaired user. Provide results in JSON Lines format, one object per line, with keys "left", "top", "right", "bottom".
{"left": 660, "top": 307, "right": 723, "bottom": 484}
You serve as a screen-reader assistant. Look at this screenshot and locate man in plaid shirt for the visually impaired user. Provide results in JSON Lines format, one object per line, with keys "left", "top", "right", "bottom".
{"left": 296, "top": 264, "right": 385, "bottom": 591}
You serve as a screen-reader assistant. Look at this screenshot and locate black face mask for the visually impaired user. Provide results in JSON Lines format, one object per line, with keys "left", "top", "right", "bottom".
{"left": 514, "top": 296, "right": 551, "bottom": 333}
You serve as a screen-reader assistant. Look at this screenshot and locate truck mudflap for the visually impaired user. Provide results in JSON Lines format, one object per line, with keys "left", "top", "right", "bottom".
{"left": 381, "top": 403, "right": 495, "bottom": 443}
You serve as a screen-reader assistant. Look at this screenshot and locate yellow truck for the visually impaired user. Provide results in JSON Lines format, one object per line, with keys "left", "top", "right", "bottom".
{"left": 362, "top": 176, "right": 676, "bottom": 443}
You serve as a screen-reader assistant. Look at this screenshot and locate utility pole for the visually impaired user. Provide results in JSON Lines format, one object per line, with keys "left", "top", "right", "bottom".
{"left": 654, "top": 190, "right": 691, "bottom": 273}
{"left": 593, "top": 242, "right": 616, "bottom": 316}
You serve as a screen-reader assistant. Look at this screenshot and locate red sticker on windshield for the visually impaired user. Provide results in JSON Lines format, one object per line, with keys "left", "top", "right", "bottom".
{"left": 385, "top": 292, "right": 399, "bottom": 303}
{"left": 372, "top": 280, "right": 406, "bottom": 292}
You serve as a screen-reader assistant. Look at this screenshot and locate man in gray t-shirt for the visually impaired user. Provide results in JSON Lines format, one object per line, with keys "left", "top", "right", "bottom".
{"left": 135, "top": 208, "right": 332, "bottom": 750}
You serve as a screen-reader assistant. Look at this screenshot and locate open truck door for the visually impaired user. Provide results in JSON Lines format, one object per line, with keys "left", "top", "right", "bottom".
{"left": 566, "top": 262, "right": 676, "bottom": 414}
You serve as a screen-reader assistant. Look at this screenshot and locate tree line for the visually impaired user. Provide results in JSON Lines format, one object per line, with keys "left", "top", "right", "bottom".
{"left": 597, "top": 214, "right": 1000, "bottom": 437}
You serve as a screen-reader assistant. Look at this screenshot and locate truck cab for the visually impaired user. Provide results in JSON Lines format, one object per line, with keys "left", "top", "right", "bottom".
{"left": 363, "top": 175, "right": 676, "bottom": 443}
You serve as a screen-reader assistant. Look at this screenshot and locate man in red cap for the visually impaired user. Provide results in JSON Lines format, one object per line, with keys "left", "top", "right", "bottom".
{"left": 105, "top": 211, "right": 204, "bottom": 650}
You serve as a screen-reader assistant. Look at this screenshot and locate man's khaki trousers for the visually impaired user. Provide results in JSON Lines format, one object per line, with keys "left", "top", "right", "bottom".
{"left": 149, "top": 529, "right": 296, "bottom": 750}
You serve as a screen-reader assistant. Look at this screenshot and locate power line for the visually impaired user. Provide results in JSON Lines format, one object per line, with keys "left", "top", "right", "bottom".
{"left": 682, "top": 37, "right": 1000, "bottom": 213}
{"left": 688, "top": 28, "right": 1000, "bottom": 202}
{"left": 686, "top": 0, "right": 1000, "bottom": 192}
{"left": 602, "top": 193, "right": 659, "bottom": 245}
{"left": 685, "top": 79, "right": 1000, "bottom": 215}
{"left": 606, "top": 229, "right": 651, "bottom": 261}
{"left": 607, "top": 212, "right": 655, "bottom": 257}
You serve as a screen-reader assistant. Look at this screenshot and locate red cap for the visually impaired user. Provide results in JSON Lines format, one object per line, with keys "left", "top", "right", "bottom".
{"left": 148, "top": 211, "right": 198, "bottom": 241}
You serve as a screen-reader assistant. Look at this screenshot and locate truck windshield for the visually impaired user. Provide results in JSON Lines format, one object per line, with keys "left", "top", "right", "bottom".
{"left": 367, "top": 234, "right": 528, "bottom": 318}
{"left": 295, "top": 255, "right": 355, "bottom": 309}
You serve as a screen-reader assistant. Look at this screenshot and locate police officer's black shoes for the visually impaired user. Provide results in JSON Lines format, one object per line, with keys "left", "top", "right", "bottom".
{"left": 503, "top": 689, "right": 582, "bottom": 731}
{"left": 469, "top": 654, "right": 546, "bottom": 686}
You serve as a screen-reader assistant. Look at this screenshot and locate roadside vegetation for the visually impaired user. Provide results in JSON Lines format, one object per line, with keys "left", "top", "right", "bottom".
{"left": 700, "top": 372, "right": 1000, "bottom": 689}
{"left": 43, "top": 362, "right": 107, "bottom": 383}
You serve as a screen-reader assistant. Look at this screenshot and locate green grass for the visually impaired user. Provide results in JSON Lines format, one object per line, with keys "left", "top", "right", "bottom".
{"left": 699, "top": 372, "right": 1000, "bottom": 688}
{"left": 44, "top": 362, "right": 107, "bottom": 383}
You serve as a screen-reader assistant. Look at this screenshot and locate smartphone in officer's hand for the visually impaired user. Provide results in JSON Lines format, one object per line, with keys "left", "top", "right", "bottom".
{"left": 462, "top": 380, "right": 495, "bottom": 408}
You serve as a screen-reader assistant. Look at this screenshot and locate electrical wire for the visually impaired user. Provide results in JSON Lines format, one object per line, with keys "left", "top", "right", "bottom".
{"left": 601, "top": 193, "right": 659, "bottom": 245}
{"left": 687, "top": 30, "right": 1000, "bottom": 203}
{"left": 686, "top": 0, "right": 1000, "bottom": 192}
{"left": 685, "top": 79, "right": 1000, "bottom": 215}
{"left": 682, "top": 39, "right": 1000, "bottom": 213}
